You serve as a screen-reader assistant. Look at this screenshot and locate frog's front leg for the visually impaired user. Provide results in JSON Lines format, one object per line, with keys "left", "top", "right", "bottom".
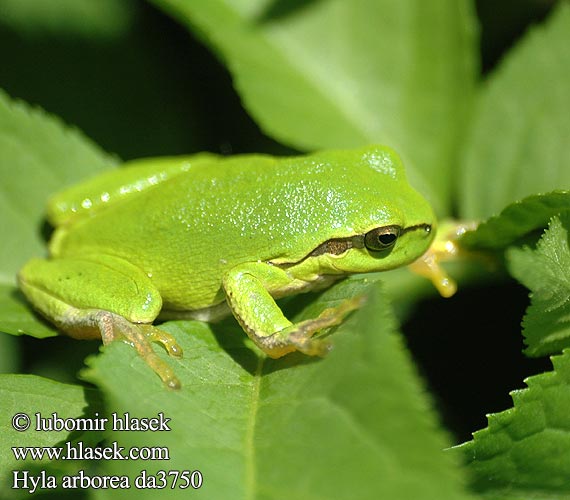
{"left": 18, "top": 256, "right": 183, "bottom": 389}
{"left": 223, "top": 263, "right": 361, "bottom": 358}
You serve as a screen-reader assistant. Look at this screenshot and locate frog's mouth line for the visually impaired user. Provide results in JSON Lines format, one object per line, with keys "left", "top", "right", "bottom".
{"left": 273, "top": 223, "right": 432, "bottom": 268}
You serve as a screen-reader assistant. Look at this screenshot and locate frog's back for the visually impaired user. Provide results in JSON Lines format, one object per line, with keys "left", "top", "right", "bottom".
{"left": 47, "top": 153, "right": 218, "bottom": 227}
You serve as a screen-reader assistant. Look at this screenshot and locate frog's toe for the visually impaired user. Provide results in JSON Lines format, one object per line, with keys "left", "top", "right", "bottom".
{"left": 259, "top": 327, "right": 332, "bottom": 359}
{"left": 139, "top": 348, "right": 181, "bottom": 390}
{"left": 140, "top": 324, "right": 184, "bottom": 358}
{"left": 288, "top": 334, "right": 333, "bottom": 357}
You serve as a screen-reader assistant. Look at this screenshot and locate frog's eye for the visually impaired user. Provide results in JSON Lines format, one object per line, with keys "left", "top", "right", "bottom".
{"left": 364, "top": 225, "right": 401, "bottom": 251}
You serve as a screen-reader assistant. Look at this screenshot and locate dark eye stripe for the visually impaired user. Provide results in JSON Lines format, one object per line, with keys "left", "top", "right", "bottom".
{"left": 273, "top": 223, "right": 432, "bottom": 268}
{"left": 310, "top": 238, "right": 354, "bottom": 257}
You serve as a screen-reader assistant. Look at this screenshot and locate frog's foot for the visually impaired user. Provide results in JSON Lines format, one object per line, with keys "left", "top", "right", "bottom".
{"left": 97, "top": 313, "right": 182, "bottom": 390}
{"left": 409, "top": 251, "right": 457, "bottom": 298}
{"left": 256, "top": 295, "right": 365, "bottom": 359}
{"left": 60, "top": 308, "right": 183, "bottom": 390}
{"left": 409, "top": 220, "right": 478, "bottom": 298}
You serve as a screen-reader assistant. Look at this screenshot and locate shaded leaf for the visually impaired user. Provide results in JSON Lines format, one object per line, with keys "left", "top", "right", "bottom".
{"left": 0, "top": 284, "right": 57, "bottom": 339}
{"left": 507, "top": 213, "right": 570, "bottom": 357}
{"left": 0, "top": 375, "right": 103, "bottom": 493}
{"left": 460, "top": 191, "right": 570, "bottom": 250}
{"left": 459, "top": 2, "right": 570, "bottom": 219}
{"left": 0, "top": 332, "right": 19, "bottom": 373}
{"left": 0, "top": 0, "right": 134, "bottom": 39}
{"left": 457, "top": 348, "right": 570, "bottom": 499}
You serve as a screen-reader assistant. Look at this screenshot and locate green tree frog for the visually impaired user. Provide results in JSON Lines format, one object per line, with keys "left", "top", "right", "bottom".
{"left": 18, "top": 146, "right": 436, "bottom": 389}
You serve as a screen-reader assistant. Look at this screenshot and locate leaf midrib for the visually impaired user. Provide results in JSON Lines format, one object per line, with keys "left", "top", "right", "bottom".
{"left": 244, "top": 354, "right": 264, "bottom": 500}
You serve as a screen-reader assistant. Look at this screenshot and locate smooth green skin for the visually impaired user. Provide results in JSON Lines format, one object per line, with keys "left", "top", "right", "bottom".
{"left": 18, "top": 145, "right": 435, "bottom": 388}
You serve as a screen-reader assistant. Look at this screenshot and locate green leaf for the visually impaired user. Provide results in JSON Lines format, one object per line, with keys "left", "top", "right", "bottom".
{"left": 0, "top": 332, "right": 19, "bottom": 373}
{"left": 507, "top": 213, "right": 570, "bottom": 357}
{"left": 0, "top": 284, "right": 56, "bottom": 339}
{"left": 0, "top": 89, "right": 117, "bottom": 337}
{"left": 460, "top": 191, "right": 570, "bottom": 250}
{"left": 151, "top": 0, "right": 478, "bottom": 213}
{"left": 459, "top": 2, "right": 570, "bottom": 219}
{"left": 457, "top": 348, "right": 570, "bottom": 499}
{"left": 0, "top": 0, "right": 134, "bottom": 39}
{"left": 85, "top": 280, "right": 475, "bottom": 500}
{"left": 0, "top": 375, "right": 103, "bottom": 492}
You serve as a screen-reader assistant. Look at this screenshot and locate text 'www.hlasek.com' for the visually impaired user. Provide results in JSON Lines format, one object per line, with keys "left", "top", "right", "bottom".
{"left": 9, "top": 411, "right": 203, "bottom": 493}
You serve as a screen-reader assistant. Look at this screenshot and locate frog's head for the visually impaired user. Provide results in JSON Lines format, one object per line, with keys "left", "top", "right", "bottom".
{"left": 308, "top": 195, "right": 435, "bottom": 275}
{"left": 277, "top": 145, "right": 436, "bottom": 275}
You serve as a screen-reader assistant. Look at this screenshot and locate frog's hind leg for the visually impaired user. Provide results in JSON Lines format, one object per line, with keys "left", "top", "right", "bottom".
{"left": 18, "top": 256, "right": 183, "bottom": 389}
